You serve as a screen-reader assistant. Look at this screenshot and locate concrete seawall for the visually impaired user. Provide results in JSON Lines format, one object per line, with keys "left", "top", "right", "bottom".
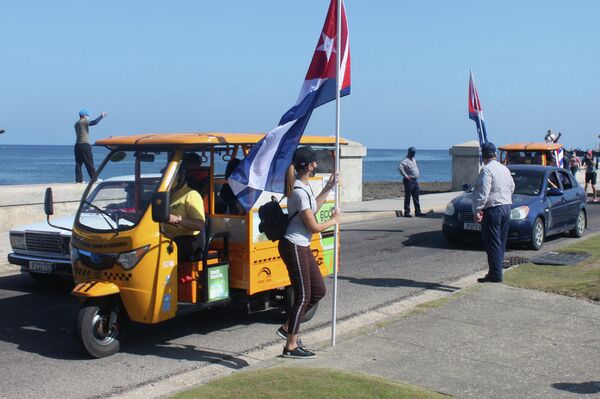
{"left": 0, "top": 183, "right": 86, "bottom": 273}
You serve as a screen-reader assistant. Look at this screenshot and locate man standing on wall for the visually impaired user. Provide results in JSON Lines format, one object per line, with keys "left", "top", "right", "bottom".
{"left": 74, "top": 109, "right": 107, "bottom": 183}
{"left": 398, "top": 146, "right": 424, "bottom": 217}
{"left": 473, "top": 142, "right": 515, "bottom": 283}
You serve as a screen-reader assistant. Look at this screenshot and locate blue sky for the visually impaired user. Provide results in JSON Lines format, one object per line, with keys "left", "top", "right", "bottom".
{"left": 1, "top": 0, "right": 600, "bottom": 150}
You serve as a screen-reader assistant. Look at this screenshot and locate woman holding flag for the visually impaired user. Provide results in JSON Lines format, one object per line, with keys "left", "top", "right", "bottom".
{"left": 276, "top": 146, "right": 340, "bottom": 358}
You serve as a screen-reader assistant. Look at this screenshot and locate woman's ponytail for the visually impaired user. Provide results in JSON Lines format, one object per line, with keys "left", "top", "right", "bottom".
{"left": 284, "top": 164, "right": 295, "bottom": 198}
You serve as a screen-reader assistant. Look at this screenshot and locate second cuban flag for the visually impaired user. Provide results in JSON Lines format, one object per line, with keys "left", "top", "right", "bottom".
{"left": 229, "top": 0, "right": 351, "bottom": 210}
{"left": 468, "top": 70, "right": 488, "bottom": 150}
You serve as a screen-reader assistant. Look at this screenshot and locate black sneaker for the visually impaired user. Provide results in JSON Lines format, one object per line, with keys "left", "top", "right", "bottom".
{"left": 282, "top": 346, "right": 316, "bottom": 359}
{"left": 276, "top": 327, "right": 304, "bottom": 348}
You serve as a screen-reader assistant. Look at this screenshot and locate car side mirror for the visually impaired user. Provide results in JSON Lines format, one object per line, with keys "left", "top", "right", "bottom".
{"left": 462, "top": 184, "right": 471, "bottom": 192}
{"left": 44, "top": 187, "right": 54, "bottom": 216}
{"left": 547, "top": 187, "right": 564, "bottom": 197}
{"left": 151, "top": 192, "right": 171, "bottom": 223}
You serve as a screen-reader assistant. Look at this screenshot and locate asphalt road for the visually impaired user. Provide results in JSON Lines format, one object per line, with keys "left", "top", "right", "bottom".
{"left": 1, "top": 204, "right": 599, "bottom": 399}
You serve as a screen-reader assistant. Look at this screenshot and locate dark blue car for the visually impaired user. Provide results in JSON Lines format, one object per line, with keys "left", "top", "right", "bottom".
{"left": 442, "top": 165, "right": 587, "bottom": 250}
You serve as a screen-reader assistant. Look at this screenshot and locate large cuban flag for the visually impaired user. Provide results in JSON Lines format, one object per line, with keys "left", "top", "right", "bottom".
{"left": 228, "top": 0, "right": 351, "bottom": 210}
{"left": 468, "top": 70, "right": 488, "bottom": 150}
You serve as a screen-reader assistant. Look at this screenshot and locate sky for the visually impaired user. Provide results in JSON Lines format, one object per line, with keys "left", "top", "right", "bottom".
{"left": 2, "top": 0, "right": 600, "bottom": 150}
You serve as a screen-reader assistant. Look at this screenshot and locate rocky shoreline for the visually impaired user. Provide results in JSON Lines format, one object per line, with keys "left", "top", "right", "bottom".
{"left": 362, "top": 181, "right": 452, "bottom": 201}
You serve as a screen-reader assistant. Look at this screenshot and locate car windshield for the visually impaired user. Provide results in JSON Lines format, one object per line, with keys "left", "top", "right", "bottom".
{"left": 511, "top": 171, "right": 544, "bottom": 196}
{"left": 77, "top": 151, "right": 170, "bottom": 232}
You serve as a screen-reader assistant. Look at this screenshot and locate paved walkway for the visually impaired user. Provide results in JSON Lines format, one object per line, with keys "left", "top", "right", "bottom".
{"left": 299, "top": 283, "right": 600, "bottom": 398}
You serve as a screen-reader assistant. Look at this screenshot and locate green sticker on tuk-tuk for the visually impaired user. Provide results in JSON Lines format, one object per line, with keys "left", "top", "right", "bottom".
{"left": 208, "top": 264, "right": 229, "bottom": 302}
{"left": 316, "top": 202, "right": 336, "bottom": 274}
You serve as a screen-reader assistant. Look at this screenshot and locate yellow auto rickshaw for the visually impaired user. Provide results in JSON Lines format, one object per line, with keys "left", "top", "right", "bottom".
{"left": 499, "top": 142, "right": 565, "bottom": 167}
{"left": 44, "top": 132, "right": 342, "bottom": 358}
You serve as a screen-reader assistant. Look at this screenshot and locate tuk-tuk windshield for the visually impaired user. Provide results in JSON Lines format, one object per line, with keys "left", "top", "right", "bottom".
{"left": 77, "top": 150, "right": 170, "bottom": 232}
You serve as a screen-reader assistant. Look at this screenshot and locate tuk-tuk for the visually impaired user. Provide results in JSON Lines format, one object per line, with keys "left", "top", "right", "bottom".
{"left": 44, "top": 132, "right": 343, "bottom": 358}
{"left": 499, "top": 142, "right": 565, "bottom": 167}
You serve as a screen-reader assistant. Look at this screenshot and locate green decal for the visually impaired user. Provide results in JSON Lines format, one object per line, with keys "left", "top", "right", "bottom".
{"left": 208, "top": 264, "right": 229, "bottom": 302}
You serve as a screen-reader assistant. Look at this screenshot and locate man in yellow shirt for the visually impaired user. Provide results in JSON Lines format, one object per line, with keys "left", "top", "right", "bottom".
{"left": 162, "top": 164, "right": 206, "bottom": 262}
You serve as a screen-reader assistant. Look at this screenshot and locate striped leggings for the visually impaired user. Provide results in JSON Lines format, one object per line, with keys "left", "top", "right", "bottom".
{"left": 278, "top": 237, "right": 326, "bottom": 335}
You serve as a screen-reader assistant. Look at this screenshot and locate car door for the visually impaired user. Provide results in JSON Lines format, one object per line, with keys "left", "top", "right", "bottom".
{"left": 557, "top": 170, "right": 581, "bottom": 228}
{"left": 545, "top": 171, "right": 567, "bottom": 231}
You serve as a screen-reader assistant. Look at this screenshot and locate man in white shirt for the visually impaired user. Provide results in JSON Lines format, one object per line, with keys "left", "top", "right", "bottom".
{"left": 472, "top": 142, "right": 515, "bottom": 283}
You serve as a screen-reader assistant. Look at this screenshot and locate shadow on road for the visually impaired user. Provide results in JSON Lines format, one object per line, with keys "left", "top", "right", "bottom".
{"left": 0, "top": 273, "right": 280, "bottom": 363}
{"left": 338, "top": 275, "right": 460, "bottom": 292}
{"left": 552, "top": 381, "right": 600, "bottom": 394}
{"left": 402, "top": 230, "right": 483, "bottom": 251}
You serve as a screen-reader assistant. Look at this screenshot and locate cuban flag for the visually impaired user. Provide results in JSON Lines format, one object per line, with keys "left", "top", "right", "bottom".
{"left": 228, "top": 0, "right": 351, "bottom": 210}
{"left": 555, "top": 148, "right": 564, "bottom": 168}
{"left": 468, "top": 70, "right": 488, "bottom": 150}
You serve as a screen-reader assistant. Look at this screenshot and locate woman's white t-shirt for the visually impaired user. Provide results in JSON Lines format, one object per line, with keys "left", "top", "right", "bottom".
{"left": 284, "top": 179, "right": 317, "bottom": 247}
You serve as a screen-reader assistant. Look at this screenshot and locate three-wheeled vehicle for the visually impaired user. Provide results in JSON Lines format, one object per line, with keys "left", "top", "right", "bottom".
{"left": 44, "top": 132, "right": 343, "bottom": 358}
{"left": 499, "top": 142, "right": 565, "bottom": 166}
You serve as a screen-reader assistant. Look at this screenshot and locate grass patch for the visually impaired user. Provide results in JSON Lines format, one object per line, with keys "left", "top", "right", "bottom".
{"left": 173, "top": 367, "right": 450, "bottom": 399}
{"left": 504, "top": 235, "right": 600, "bottom": 301}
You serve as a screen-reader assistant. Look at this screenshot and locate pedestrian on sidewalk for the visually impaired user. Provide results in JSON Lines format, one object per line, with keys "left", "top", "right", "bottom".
{"left": 398, "top": 146, "right": 424, "bottom": 217}
{"left": 74, "top": 109, "right": 107, "bottom": 183}
{"left": 583, "top": 150, "right": 598, "bottom": 202}
{"left": 472, "top": 142, "right": 515, "bottom": 283}
{"left": 569, "top": 151, "right": 581, "bottom": 177}
{"left": 276, "top": 146, "right": 340, "bottom": 359}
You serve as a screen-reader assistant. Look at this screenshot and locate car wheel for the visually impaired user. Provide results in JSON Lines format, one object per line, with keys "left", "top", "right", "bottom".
{"left": 529, "top": 217, "right": 545, "bottom": 250}
{"left": 570, "top": 210, "right": 586, "bottom": 238}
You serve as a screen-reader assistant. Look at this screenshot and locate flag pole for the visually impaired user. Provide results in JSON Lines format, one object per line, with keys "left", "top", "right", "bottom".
{"left": 331, "top": 0, "right": 342, "bottom": 347}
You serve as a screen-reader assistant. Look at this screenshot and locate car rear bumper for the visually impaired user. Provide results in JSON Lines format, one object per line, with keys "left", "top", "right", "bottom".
{"left": 8, "top": 253, "right": 72, "bottom": 278}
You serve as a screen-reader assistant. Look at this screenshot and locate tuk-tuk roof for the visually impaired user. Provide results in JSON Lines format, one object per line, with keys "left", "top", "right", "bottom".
{"left": 499, "top": 142, "right": 564, "bottom": 151}
{"left": 95, "top": 132, "right": 347, "bottom": 147}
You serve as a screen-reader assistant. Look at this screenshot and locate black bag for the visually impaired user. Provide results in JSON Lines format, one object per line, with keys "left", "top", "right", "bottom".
{"left": 258, "top": 187, "right": 311, "bottom": 242}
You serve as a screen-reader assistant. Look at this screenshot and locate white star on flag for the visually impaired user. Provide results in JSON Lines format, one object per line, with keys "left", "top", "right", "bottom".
{"left": 316, "top": 32, "right": 336, "bottom": 61}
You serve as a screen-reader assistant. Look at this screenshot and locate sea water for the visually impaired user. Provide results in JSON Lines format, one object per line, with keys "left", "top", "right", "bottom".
{"left": 0, "top": 145, "right": 451, "bottom": 185}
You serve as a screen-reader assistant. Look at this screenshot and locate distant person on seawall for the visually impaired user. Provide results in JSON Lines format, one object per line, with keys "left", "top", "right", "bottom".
{"left": 398, "top": 146, "right": 424, "bottom": 217}
{"left": 74, "top": 109, "right": 107, "bottom": 183}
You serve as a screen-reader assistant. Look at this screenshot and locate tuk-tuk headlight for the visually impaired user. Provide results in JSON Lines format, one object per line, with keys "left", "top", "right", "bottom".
{"left": 116, "top": 245, "right": 149, "bottom": 270}
{"left": 444, "top": 202, "right": 455, "bottom": 216}
{"left": 10, "top": 233, "right": 26, "bottom": 250}
{"left": 510, "top": 206, "right": 530, "bottom": 220}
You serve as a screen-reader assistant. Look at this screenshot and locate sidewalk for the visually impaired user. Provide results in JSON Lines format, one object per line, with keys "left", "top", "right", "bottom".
{"left": 121, "top": 271, "right": 600, "bottom": 399}
{"left": 300, "top": 283, "right": 600, "bottom": 399}
{"left": 342, "top": 191, "right": 461, "bottom": 224}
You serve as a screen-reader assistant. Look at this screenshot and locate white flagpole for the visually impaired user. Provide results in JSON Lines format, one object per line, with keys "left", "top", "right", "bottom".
{"left": 331, "top": 0, "right": 342, "bottom": 346}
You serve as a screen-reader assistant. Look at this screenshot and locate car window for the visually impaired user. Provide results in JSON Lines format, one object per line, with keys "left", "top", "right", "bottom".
{"left": 512, "top": 173, "right": 543, "bottom": 196}
{"left": 547, "top": 171, "right": 560, "bottom": 190}
{"left": 558, "top": 171, "right": 573, "bottom": 190}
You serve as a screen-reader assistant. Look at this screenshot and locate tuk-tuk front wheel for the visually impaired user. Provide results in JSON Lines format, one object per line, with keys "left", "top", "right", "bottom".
{"left": 77, "top": 297, "right": 126, "bottom": 358}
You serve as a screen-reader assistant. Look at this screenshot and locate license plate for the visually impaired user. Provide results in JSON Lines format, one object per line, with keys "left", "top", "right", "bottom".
{"left": 464, "top": 222, "right": 482, "bottom": 231}
{"left": 29, "top": 261, "right": 53, "bottom": 274}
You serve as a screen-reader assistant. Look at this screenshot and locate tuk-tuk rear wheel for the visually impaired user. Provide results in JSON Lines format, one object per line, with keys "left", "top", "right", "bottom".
{"left": 77, "top": 298, "right": 126, "bottom": 358}
{"left": 284, "top": 286, "right": 319, "bottom": 322}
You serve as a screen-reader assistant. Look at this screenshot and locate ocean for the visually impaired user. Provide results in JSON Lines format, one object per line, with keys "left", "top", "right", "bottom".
{"left": 0, "top": 145, "right": 451, "bottom": 185}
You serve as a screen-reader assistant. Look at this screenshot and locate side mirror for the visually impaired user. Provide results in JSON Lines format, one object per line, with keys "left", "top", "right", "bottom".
{"left": 462, "top": 184, "right": 471, "bottom": 192}
{"left": 547, "top": 187, "right": 564, "bottom": 197}
{"left": 151, "top": 192, "right": 171, "bottom": 223}
{"left": 44, "top": 187, "right": 54, "bottom": 216}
